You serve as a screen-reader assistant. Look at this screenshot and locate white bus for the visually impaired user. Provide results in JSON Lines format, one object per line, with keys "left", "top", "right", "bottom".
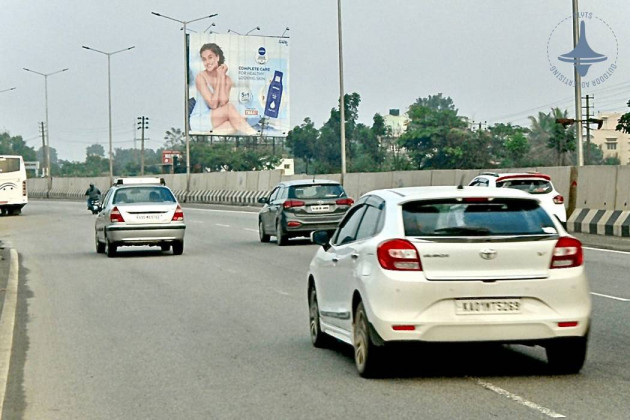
{"left": 0, "top": 155, "right": 28, "bottom": 216}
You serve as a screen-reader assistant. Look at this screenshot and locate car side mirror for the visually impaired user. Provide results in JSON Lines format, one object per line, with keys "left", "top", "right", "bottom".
{"left": 311, "top": 230, "right": 331, "bottom": 250}
{"left": 258, "top": 197, "right": 269, "bottom": 204}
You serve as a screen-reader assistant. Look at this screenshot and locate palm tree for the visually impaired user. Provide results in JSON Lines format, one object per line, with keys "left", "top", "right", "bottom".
{"left": 528, "top": 108, "right": 575, "bottom": 166}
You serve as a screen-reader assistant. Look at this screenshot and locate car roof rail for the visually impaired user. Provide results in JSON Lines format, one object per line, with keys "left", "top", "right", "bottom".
{"left": 115, "top": 177, "right": 166, "bottom": 186}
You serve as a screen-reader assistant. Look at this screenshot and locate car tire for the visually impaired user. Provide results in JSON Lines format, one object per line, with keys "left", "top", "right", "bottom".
{"left": 353, "top": 301, "right": 383, "bottom": 378}
{"left": 309, "top": 286, "right": 330, "bottom": 348}
{"left": 172, "top": 241, "right": 184, "bottom": 255}
{"left": 259, "top": 220, "right": 270, "bottom": 243}
{"left": 545, "top": 335, "right": 588, "bottom": 374}
{"left": 96, "top": 233, "right": 105, "bottom": 254}
{"left": 106, "top": 239, "right": 117, "bottom": 258}
{"left": 160, "top": 243, "right": 171, "bottom": 252}
{"left": 276, "top": 222, "right": 287, "bottom": 246}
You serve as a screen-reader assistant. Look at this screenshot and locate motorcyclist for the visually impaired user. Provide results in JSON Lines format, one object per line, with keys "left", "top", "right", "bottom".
{"left": 85, "top": 183, "right": 101, "bottom": 209}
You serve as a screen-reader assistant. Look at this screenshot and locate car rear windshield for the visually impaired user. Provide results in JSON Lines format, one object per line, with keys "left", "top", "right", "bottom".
{"left": 496, "top": 179, "right": 552, "bottom": 194}
{"left": 114, "top": 187, "right": 176, "bottom": 204}
{"left": 289, "top": 184, "right": 346, "bottom": 199}
{"left": 402, "top": 198, "right": 556, "bottom": 236}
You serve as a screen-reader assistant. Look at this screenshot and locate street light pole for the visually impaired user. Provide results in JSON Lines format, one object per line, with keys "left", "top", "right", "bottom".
{"left": 337, "top": 0, "right": 347, "bottom": 185}
{"left": 23, "top": 67, "right": 68, "bottom": 189}
{"left": 572, "top": 0, "right": 584, "bottom": 166}
{"left": 82, "top": 45, "right": 135, "bottom": 186}
{"left": 152, "top": 11, "right": 218, "bottom": 194}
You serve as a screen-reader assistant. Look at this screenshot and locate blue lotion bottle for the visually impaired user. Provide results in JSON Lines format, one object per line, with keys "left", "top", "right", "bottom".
{"left": 264, "top": 71, "right": 283, "bottom": 119}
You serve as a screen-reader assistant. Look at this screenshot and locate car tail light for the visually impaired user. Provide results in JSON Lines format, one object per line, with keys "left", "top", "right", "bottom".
{"left": 283, "top": 200, "right": 305, "bottom": 209}
{"left": 553, "top": 194, "right": 564, "bottom": 205}
{"left": 22, "top": 180, "right": 27, "bottom": 196}
{"left": 550, "top": 237, "right": 583, "bottom": 268}
{"left": 110, "top": 206, "right": 125, "bottom": 223}
{"left": 171, "top": 205, "right": 184, "bottom": 221}
{"left": 392, "top": 325, "right": 416, "bottom": 331}
{"left": 336, "top": 198, "right": 354, "bottom": 206}
{"left": 377, "top": 239, "right": 422, "bottom": 271}
{"left": 287, "top": 221, "right": 301, "bottom": 227}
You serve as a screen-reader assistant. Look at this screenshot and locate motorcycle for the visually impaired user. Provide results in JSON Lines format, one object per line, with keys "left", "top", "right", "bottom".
{"left": 88, "top": 197, "right": 101, "bottom": 214}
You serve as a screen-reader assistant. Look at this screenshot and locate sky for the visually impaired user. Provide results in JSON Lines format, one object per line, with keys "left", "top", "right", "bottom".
{"left": 1, "top": 0, "right": 629, "bottom": 162}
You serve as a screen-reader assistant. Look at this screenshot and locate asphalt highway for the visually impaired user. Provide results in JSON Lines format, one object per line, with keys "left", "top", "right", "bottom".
{"left": 0, "top": 201, "right": 628, "bottom": 419}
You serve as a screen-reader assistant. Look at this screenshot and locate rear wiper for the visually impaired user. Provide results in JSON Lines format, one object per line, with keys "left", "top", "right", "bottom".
{"left": 433, "top": 226, "right": 491, "bottom": 236}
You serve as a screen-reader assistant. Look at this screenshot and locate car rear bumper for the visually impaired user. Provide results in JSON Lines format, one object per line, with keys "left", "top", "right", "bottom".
{"left": 106, "top": 224, "right": 185, "bottom": 245}
{"left": 364, "top": 269, "right": 591, "bottom": 343}
{"left": 284, "top": 217, "right": 343, "bottom": 235}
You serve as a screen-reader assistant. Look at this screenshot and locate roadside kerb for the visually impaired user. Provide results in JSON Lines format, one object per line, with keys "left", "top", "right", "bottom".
{"left": 0, "top": 249, "right": 18, "bottom": 417}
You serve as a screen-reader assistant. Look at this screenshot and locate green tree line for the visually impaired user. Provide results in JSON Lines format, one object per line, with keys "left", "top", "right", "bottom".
{"left": 2, "top": 93, "right": 628, "bottom": 177}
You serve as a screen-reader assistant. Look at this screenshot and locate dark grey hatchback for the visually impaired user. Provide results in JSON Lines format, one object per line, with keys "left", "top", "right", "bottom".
{"left": 258, "top": 179, "right": 354, "bottom": 245}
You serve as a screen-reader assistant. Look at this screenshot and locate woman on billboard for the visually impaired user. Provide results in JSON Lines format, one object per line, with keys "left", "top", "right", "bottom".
{"left": 191, "top": 43, "right": 257, "bottom": 136}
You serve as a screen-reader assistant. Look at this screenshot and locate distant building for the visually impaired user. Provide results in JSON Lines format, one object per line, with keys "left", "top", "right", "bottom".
{"left": 277, "top": 158, "right": 294, "bottom": 175}
{"left": 382, "top": 109, "right": 409, "bottom": 138}
{"left": 589, "top": 112, "right": 630, "bottom": 164}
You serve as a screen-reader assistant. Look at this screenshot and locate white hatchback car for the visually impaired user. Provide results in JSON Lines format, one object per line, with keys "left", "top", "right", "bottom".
{"left": 308, "top": 186, "right": 590, "bottom": 377}
{"left": 468, "top": 172, "right": 567, "bottom": 225}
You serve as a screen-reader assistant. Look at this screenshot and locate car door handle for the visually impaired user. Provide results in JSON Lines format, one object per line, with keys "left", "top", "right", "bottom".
{"left": 351, "top": 253, "right": 359, "bottom": 260}
{"left": 332, "top": 257, "right": 339, "bottom": 263}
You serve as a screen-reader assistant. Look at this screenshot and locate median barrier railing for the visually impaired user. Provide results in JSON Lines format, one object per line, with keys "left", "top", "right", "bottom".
{"left": 26, "top": 166, "right": 630, "bottom": 238}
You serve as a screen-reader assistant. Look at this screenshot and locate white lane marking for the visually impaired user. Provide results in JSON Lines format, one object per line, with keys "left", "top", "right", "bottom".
{"left": 276, "top": 290, "right": 290, "bottom": 296}
{"left": 216, "top": 224, "right": 231, "bottom": 228}
{"left": 591, "top": 292, "right": 629, "bottom": 302}
{"left": 473, "top": 378, "right": 565, "bottom": 418}
{"left": 584, "top": 246, "right": 630, "bottom": 255}
{"left": 244, "top": 228, "right": 258, "bottom": 233}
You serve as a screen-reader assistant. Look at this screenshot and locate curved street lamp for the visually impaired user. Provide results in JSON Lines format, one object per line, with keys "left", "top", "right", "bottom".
{"left": 23, "top": 67, "right": 69, "bottom": 187}
{"left": 152, "top": 11, "right": 218, "bottom": 193}
{"left": 82, "top": 45, "right": 135, "bottom": 186}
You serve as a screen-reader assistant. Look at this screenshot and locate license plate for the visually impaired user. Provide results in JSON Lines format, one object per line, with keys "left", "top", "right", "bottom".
{"left": 136, "top": 214, "right": 161, "bottom": 221}
{"left": 310, "top": 205, "right": 330, "bottom": 212}
{"left": 455, "top": 298, "right": 521, "bottom": 315}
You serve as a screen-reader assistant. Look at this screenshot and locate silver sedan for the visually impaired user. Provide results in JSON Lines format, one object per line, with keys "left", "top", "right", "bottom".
{"left": 95, "top": 180, "right": 186, "bottom": 257}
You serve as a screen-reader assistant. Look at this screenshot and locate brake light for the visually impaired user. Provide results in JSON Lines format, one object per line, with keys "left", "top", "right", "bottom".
{"left": 22, "top": 180, "right": 27, "bottom": 196}
{"left": 336, "top": 198, "right": 354, "bottom": 206}
{"left": 172, "top": 205, "right": 184, "bottom": 221}
{"left": 550, "top": 237, "right": 583, "bottom": 268}
{"left": 462, "top": 197, "right": 491, "bottom": 202}
{"left": 553, "top": 194, "right": 564, "bottom": 205}
{"left": 283, "top": 200, "right": 305, "bottom": 209}
{"left": 377, "top": 239, "right": 422, "bottom": 271}
{"left": 110, "top": 206, "right": 125, "bottom": 223}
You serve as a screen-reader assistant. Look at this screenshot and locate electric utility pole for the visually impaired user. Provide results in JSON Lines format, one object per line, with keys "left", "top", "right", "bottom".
{"left": 137, "top": 116, "right": 149, "bottom": 175}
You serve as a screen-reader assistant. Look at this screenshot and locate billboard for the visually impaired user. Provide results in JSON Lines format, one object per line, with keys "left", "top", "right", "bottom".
{"left": 188, "top": 33, "right": 290, "bottom": 137}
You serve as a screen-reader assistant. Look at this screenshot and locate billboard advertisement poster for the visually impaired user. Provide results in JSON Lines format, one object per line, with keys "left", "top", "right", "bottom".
{"left": 188, "top": 33, "right": 290, "bottom": 137}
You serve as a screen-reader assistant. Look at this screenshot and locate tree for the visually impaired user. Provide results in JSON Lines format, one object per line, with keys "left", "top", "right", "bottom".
{"left": 616, "top": 100, "right": 630, "bottom": 134}
{"left": 398, "top": 93, "right": 468, "bottom": 169}
{"left": 86, "top": 144, "right": 105, "bottom": 158}
{"left": 286, "top": 118, "right": 319, "bottom": 173}
{"left": 528, "top": 108, "right": 575, "bottom": 166}
{"left": 0, "top": 132, "right": 37, "bottom": 161}
{"left": 164, "top": 127, "right": 185, "bottom": 150}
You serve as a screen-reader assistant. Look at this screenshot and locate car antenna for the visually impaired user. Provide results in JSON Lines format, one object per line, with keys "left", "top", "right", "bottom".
{"left": 457, "top": 174, "right": 465, "bottom": 189}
